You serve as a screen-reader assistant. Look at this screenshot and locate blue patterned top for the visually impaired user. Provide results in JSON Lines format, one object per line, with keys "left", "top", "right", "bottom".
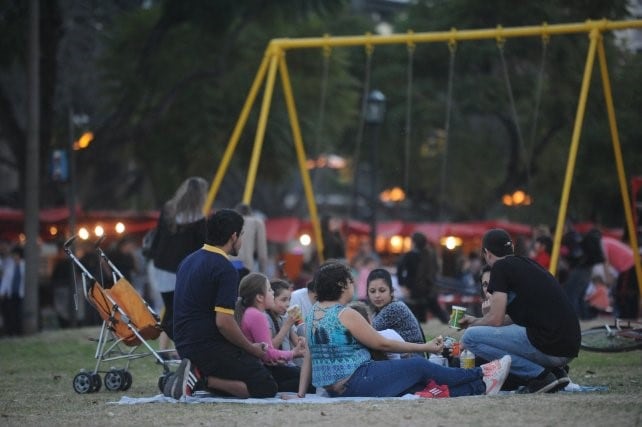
{"left": 306, "top": 303, "right": 371, "bottom": 387}
{"left": 372, "top": 301, "right": 425, "bottom": 344}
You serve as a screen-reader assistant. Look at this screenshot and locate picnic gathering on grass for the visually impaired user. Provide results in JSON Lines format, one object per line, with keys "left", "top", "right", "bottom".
{"left": 156, "top": 209, "right": 589, "bottom": 400}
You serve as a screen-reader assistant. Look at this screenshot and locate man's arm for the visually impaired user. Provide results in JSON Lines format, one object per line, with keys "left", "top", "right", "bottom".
{"left": 216, "top": 311, "right": 266, "bottom": 358}
{"left": 459, "top": 291, "right": 510, "bottom": 328}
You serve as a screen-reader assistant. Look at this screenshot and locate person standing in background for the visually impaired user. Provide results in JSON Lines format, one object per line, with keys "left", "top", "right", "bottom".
{"left": 0, "top": 245, "right": 25, "bottom": 336}
{"left": 397, "top": 233, "right": 450, "bottom": 325}
{"left": 149, "top": 177, "right": 208, "bottom": 358}
{"left": 232, "top": 203, "right": 268, "bottom": 273}
{"left": 320, "top": 214, "right": 346, "bottom": 261}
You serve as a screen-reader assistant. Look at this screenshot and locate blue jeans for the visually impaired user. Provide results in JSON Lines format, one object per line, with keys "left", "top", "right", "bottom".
{"left": 461, "top": 324, "right": 572, "bottom": 379}
{"left": 335, "top": 358, "right": 485, "bottom": 398}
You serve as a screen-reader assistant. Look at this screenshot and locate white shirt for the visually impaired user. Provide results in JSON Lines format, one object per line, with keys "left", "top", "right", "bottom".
{"left": 290, "top": 287, "right": 315, "bottom": 338}
{"left": 0, "top": 258, "right": 25, "bottom": 298}
{"left": 378, "top": 328, "right": 405, "bottom": 359}
{"left": 231, "top": 215, "right": 268, "bottom": 273}
{"left": 290, "top": 288, "right": 314, "bottom": 319}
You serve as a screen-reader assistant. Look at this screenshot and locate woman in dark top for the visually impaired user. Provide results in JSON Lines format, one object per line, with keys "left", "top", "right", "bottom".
{"left": 149, "top": 177, "right": 208, "bottom": 356}
{"left": 366, "top": 268, "right": 426, "bottom": 357}
{"left": 396, "top": 232, "right": 450, "bottom": 324}
{"left": 320, "top": 215, "right": 345, "bottom": 261}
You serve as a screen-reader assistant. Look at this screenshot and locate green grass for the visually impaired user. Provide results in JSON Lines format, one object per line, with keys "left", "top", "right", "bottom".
{"left": 0, "top": 323, "right": 640, "bottom": 426}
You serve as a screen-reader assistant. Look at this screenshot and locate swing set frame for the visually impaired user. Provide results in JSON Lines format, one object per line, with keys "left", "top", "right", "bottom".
{"left": 203, "top": 19, "right": 642, "bottom": 294}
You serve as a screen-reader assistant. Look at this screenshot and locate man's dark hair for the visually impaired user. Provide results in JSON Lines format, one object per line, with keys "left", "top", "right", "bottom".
{"left": 207, "top": 209, "right": 244, "bottom": 246}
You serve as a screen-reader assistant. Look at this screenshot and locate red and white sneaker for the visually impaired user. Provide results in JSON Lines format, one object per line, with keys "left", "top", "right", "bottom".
{"left": 170, "top": 358, "right": 203, "bottom": 399}
{"left": 481, "top": 355, "right": 511, "bottom": 395}
{"left": 415, "top": 380, "right": 450, "bottom": 399}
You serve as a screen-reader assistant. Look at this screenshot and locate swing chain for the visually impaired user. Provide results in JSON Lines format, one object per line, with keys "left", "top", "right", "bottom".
{"left": 496, "top": 25, "right": 506, "bottom": 50}
{"left": 406, "top": 30, "right": 416, "bottom": 54}
{"left": 322, "top": 33, "right": 332, "bottom": 59}
{"left": 541, "top": 22, "right": 550, "bottom": 46}
{"left": 404, "top": 31, "right": 415, "bottom": 193}
{"left": 349, "top": 36, "right": 374, "bottom": 217}
{"left": 365, "top": 32, "right": 374, "bottom": 57}
{"left": 448, "top": 27, "right": 457, "bottom": 54}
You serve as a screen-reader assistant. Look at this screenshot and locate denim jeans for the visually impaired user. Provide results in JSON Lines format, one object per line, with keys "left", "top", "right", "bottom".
{"left": 334, "top": 358, "right": 485, "bottom": 398}
{"left": 461, "top": 324, "right": 572, "bottom": 379}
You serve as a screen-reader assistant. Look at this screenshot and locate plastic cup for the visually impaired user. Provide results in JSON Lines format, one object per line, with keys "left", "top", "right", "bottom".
{"left": 287, "top": 304, "right": 303, "bottom": 325}
{"left": 448, "top": 305, "right": 466, "bottom": 329}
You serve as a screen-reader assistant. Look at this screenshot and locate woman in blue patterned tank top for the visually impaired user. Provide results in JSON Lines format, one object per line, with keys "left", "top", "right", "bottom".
{"left": 295, "top": 261, "right": 512, "bottom": 398}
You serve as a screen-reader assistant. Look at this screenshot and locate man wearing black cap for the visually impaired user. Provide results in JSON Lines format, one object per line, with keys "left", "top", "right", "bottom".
{"left": 459, "top": 228, "right": 580, "bottom": 394}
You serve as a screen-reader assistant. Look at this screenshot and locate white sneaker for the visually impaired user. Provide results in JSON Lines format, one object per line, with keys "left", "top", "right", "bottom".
{"left": 481, "top": 355, "right": 511, "bottom": 395}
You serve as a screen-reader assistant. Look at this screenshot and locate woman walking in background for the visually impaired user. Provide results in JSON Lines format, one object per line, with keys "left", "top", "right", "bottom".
{"left": 149, "top": 177, "right": 208, "bottom": 358}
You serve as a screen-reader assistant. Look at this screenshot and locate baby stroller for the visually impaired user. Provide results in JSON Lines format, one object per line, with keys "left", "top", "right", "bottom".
{"left": 64, "top": 235, "right": 177, "bottom": 394}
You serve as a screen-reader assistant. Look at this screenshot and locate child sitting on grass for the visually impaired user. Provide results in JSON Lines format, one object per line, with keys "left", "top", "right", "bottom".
{"left": 235, "top": 273, "right": 308, "bottom": 393}
{"left": 266, "top": 279, "right": 304, "bottom": 366}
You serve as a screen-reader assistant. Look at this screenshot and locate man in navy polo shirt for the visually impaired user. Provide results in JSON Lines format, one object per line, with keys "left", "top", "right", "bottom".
{"left": 169, "top": 209, "right": 277, "bottom": 399}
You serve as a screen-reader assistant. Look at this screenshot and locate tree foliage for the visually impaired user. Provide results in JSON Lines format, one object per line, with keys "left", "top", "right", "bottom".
{"left": 0, "top": 0, "right": 640, "bottom": 227}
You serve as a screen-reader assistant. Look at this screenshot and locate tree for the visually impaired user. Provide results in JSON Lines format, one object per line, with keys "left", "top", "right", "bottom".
{"left": 84, "top": 0, "right": 357, "bottom": 212}
{"left": 0, "top": 0, "right": 357, "bottom": 214}
{"left": 0, "top": 0, "right": 63, "bottom": 206}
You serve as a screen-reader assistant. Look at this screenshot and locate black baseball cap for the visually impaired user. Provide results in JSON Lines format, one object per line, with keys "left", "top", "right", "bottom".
{"left": 482, "top": 228, "right": 514, "bottom": 257}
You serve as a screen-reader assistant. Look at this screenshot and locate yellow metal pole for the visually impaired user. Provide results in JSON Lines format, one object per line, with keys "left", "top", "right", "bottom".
{"left": 203, "top": 53, "right": 271, "bottom": 214}
{"left": 550, "top": 28, "right": 599, "bottom": 276}
{"left": 596, "top": 36, "right": 642, "bottom": 295}
{"left": 242, "top": 47, "right": 280, "bottom": 204}
{"left": 269, "top": 20, "right": 642, "bottom": 51}
{"left": 278, "top": 53, "right": 324, "bottom": 262}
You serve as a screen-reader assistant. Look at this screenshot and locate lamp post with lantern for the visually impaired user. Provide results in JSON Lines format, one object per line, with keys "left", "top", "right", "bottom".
{"left": 365, "top": 90, "right": 386, "bottom": 248}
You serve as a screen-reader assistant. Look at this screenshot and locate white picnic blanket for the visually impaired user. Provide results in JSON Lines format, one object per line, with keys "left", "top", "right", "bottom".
{"left": 110, "top": 381, "right": 606, "bottom": 405}
{"left": 111, "top": 392, "right": 421, "bottom": 405}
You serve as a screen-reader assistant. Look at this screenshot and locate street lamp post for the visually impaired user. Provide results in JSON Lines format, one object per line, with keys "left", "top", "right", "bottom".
{"left": 365, "top": 90, "right": 386, "bottom": 248}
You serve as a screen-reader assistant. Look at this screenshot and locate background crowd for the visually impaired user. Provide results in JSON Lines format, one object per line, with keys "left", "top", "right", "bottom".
{"left": 0, "top": 208, "right": 638, "bottom": 339}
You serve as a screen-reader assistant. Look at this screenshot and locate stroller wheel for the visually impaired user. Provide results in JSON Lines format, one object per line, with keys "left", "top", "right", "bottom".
{"left": 91, "top": 373, "right": 102, "bottom": 392}
{"left": 73, "top": 372, "right": 93, "bottom": 394}
{"left": 120, "top": 371, "right": 132, "bottom": 391}
{"left": 104, "top": 369, "right": 124, "bottom": 391}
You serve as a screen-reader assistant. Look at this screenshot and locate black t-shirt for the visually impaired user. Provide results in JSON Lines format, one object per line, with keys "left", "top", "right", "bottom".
{"left": 489, "top": 256, "right": 581, "bottom": 358}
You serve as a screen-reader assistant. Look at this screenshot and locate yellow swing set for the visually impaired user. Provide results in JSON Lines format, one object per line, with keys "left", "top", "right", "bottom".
{"left": 202, "top": 19, "right": 642, "bottom": 297}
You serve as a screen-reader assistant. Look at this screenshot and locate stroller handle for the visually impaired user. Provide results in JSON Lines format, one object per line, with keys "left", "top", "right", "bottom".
{"left": 63, "top": 235, "right": 77, "bottom": 249}
{"left": 94, "top": 235, "right": 106, "bottom": 248}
